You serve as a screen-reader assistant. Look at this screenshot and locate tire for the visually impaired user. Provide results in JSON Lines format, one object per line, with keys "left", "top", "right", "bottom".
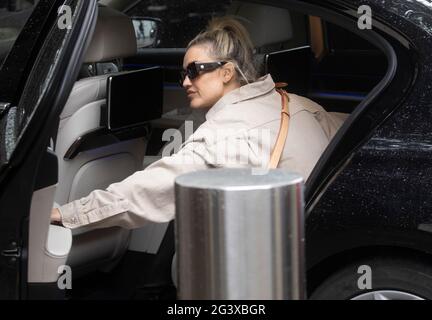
{"left": 310, "top": 256, "right": 432, "bottom": 300}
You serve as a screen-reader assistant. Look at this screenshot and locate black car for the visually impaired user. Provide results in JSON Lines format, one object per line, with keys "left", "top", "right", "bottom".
{"left": 0, "top": 0, "right": 431, "bottom": 300}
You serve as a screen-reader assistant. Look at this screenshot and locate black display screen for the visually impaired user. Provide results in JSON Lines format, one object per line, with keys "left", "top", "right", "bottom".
{"left": 265, "top": 46, "right": 311, "bottom": 96}
{"left": 107, "top": 67, "right": 163, "bottom": 130}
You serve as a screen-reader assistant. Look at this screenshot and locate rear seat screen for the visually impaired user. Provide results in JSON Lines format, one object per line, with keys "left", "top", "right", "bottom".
{"left": 107, "top": 67, "right": 163, "bottom": 130}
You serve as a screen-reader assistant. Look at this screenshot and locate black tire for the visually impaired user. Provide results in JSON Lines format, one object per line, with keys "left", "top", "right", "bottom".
{"left": 310, "top": 256, "right": 432, "bottom": 300}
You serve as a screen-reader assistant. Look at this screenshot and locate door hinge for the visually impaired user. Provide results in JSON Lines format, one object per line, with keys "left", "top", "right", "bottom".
{"left": 2, "top": 243, "right": 21, "bottom": 258}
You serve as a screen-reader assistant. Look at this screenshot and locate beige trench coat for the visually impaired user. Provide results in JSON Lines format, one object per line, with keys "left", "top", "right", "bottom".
{"left": 59, "top": 74, "right": 343, "bottom": 229}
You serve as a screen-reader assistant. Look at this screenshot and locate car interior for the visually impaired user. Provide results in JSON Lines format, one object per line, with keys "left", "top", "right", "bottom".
{"left": 21, "top": 0, "right": 387, "bottom": 299}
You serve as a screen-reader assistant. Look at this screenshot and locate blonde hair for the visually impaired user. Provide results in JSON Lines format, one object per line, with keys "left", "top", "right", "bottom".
{"left": 187, "top": 16, "right": 258, "bottom": 85}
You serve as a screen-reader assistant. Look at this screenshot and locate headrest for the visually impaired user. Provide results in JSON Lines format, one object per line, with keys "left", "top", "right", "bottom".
{"left": 227, "top": 2, "right": 293, "bottom": 48}
{"left": 84, "top": 6, "right": 137, "bottom": 63}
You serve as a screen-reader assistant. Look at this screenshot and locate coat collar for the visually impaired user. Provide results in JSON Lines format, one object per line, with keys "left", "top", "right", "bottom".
{"left": 205, "top": 74, "right": 276, "bottom": 121}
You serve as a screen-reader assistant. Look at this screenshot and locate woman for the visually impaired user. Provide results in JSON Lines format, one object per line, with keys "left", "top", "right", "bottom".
{"left": 51, "top": 17, "right": 340, "bottom": 229}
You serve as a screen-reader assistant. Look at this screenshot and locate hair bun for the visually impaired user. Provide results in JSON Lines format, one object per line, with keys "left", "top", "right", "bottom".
{"left": 208, "top": 16, "right": 237, "bottom": 32}
{"left": 207, "top": 16, "right": 253, "bottom": 48}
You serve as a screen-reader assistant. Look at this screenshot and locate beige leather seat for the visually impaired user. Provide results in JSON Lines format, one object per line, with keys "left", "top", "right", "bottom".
{"left": 26, "top": 6, "right": 139, "bottom": 286}
{"left": 51, "top": 5, "right": 203, "bottom": 278}
{"left": 54, "top": 6, "right": 146, "bottom": 276}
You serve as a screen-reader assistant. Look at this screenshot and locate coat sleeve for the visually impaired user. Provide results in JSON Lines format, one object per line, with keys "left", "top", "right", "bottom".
{"left": 58, "top": 129, "right": 268, "bottom": 230}
{"left": 58, "top": 139, "right": 211, "bottom": 230}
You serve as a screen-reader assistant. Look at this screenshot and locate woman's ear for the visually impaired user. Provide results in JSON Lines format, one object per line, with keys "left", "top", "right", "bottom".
{"left": 222, "top": 63, "right": 236, "bottom": 83}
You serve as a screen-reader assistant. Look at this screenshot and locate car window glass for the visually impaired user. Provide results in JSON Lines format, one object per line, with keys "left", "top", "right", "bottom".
{"left": 124, "top": 0, "right": 386, "bottom": 111}
{"left": 126, "top": 0, "right": 233, "bottom": 48}
{"left": 132, "top": 18, "right": 159, "bottom": 48}
{"left": 1, "top": 0, "right": 81, "bottom": 165}
{"left": 308, "top": 19, "right": 387, "bottom": 113}
{"left": 0, "top": 0, "right": 36, "bottom": 67}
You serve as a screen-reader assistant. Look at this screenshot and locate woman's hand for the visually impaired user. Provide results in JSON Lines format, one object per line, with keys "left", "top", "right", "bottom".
{"left": 51, "top": 208, "right": 62, "bottom": 225}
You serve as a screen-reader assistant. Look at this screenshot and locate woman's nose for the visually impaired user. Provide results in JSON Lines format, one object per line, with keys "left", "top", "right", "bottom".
{"left": 182, "top": 75, "right": 192, "bottom": 88}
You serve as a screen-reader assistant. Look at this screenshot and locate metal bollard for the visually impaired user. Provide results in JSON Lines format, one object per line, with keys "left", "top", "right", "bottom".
{"left": 175, "top": 168, "right": 305, "bottom": 300}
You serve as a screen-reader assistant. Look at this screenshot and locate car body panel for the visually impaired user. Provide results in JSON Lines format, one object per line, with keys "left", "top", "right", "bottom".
{"left": 0, "top": 0, "right": 98, "bottom": 299}
{"left": 306, "top": 0, "right": 432, "bottom": 277}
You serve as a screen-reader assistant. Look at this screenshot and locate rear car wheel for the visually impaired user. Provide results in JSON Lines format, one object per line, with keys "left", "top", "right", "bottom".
{"left": 310, "top": 256, "right": 432, "bottom": 300}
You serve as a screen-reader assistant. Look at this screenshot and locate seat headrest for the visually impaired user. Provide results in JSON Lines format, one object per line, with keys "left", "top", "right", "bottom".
{"left": 84, "top": 6, "right": 137, "bottom": 63}
{"left": 227, "top": 2, "right": 293, "bottom": 48}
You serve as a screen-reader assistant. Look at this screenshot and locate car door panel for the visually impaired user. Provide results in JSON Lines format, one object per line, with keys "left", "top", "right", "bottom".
{"left": 29, "top": 149, "right": 71, "bottom": 285}
{"left": 0, "top": 0, "right": 98, "bottom": 299}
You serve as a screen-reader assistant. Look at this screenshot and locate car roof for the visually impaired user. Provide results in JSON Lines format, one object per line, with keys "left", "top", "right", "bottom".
{"left": 100, "top": 0, "right": 432, "bottom": 36}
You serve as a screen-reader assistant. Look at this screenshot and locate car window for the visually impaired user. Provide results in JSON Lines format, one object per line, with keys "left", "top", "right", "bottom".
{"left": 0, "top": 0, "right": 82, "bottom": 167}
{"left": 123, "top": 0, "right": 386, "bottom": 112}
{"left": 126, "top": 0, "right": 310, "bottom": 51}
{"left": 126, "top": 0, "right": 232, "bottom": 48}
{"left": 308, "top": 20, "right": 387, "bottom": 113}
{"left": 0, "top": 0, "right": 36, "bottom": 67}
{"left": 131, "top": 18, "right": 162, "bottom": 48}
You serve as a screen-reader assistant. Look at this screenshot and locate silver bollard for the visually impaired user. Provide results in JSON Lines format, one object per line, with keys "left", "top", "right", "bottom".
{"left": 175, "top": 168, "right": 305, "bottom": 300}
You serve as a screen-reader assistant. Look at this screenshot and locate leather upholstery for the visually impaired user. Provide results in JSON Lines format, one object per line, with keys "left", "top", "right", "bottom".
{"left": 84, "top": 6, "right": 136, "bottom": 63}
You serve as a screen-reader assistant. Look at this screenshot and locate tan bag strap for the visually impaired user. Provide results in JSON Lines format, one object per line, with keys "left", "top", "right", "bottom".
{"left": 268, "top": 82, "right": 290, "bottom": 169}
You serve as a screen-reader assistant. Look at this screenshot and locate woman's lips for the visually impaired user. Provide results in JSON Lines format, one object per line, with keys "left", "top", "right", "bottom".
{"left": 187, "top": 91, "right": 197, "bottom": 98}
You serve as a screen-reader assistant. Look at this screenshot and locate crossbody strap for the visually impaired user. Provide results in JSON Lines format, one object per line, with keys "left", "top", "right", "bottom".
{"left": 268, "top": 83, "right": 290, "bottom": 169}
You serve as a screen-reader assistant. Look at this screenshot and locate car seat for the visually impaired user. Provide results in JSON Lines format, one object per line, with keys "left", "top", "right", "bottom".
{"left": 54, "top": 6, "right": 145, "bottom": 276}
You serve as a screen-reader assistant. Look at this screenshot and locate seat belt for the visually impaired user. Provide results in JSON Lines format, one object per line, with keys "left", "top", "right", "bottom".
{"left": 309, "top": 16, "right": 326, "bottom": 61}
{"left": 268, "top": 82, "right": 290, "bottom": 169}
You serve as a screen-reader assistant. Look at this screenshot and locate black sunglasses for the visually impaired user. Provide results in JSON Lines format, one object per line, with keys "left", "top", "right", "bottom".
{"left": 180, "top": 61, "right": 228, "bottom": 84}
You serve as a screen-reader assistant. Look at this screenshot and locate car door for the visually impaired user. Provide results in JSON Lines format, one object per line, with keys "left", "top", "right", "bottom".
{"left": 0, "top": 0, "right": 97, "bottom": 299}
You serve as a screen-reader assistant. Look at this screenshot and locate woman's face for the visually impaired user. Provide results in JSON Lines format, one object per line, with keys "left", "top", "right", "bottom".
{"left": 182, "top": 45, "right": 232, "bottom": 109}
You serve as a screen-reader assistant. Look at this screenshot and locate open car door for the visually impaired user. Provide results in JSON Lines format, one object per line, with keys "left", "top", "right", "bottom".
{"left": 0, "top": 0, "right": 97, "bottom": 299}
